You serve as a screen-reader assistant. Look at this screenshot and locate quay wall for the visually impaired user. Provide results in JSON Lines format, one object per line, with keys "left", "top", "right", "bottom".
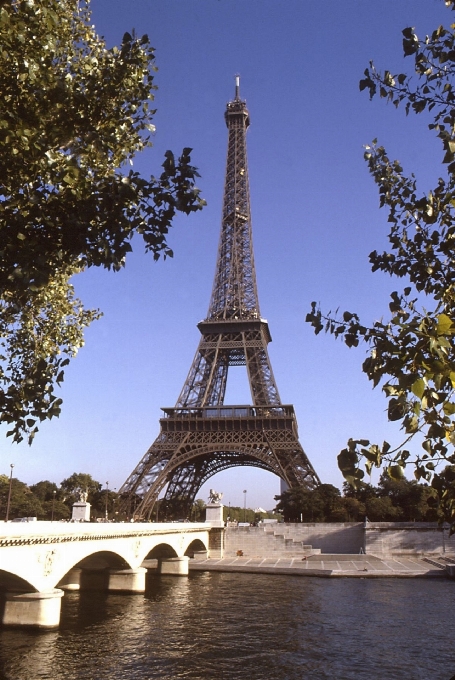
{"left": 365, "top": 522, "right": 455, "bottom": 556}
{"left": 223, "top": 522, "right": 455, "bottom": 557}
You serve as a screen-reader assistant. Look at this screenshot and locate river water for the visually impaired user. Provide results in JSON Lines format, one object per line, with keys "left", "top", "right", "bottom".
{"left": 0, "top": 572, "right": 453, "bottom": 680}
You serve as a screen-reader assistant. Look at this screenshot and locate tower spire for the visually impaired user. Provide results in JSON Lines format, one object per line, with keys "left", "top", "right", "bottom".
{"left": 118, "top": 82, "right": 320, "bottom": 521}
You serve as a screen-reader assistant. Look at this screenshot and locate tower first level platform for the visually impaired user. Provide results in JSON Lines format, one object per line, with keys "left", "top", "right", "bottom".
{"left": 121, "top": 405, "right": 319, "bottom": 520}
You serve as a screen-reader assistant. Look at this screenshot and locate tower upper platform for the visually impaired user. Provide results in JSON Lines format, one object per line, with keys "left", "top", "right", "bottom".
{"left": 225, "top": 76, "right": 250, "bottom": 128}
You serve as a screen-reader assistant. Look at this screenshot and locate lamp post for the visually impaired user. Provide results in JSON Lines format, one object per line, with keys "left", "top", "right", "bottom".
{"left": 51, "top": 489, "right": 56, "bottom": 521}
{"left": 5, "top": 464, "right": 14, "bottom": 521}
{"left": 243, "top": 489, "right": 247, "bottom": 523}
{"left": 105, "top": 481, "right": 109, "bottom": 521}
{"left": 112, "top": 488, "right": 117, "bottom": 523}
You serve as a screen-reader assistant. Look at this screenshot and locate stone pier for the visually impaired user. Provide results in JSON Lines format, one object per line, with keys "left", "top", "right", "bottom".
{"left": 159, "top": 556, "right": 189, "bottom": 575}
{"left": 108, "top": 568, "right": 147, "bottom": 592}
{"left": 2, "top": 589, "right": 64, "bottom": 628}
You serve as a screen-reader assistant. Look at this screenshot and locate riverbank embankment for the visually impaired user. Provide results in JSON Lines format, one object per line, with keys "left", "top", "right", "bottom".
{"left": 189, "top": 552, "right": 452, "bottom": 578}
{"left": 193, "top": 523, "right": 455, "bottom": 578}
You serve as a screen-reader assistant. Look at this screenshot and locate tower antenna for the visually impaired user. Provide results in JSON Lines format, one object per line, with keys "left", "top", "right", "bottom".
{"left": 235, "top": 74, "right": 240, "bottom": 99}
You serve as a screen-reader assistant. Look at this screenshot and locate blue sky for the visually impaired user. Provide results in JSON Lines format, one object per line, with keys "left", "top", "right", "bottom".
{"left": 3, "top": 0, "right": 451, "bottom": 510}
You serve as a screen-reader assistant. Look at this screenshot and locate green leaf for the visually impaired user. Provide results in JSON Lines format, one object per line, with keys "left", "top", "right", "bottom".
{"left": 387, "top": 464, "right": 405, "bottom": 480}
{"left": 436, "top": 313, "right": 453, "bottom": 335}
{"left": 338, "top": 448, "right": 358, "bottom": 473}
{"left": 388, "top": 398, "right": 405, "bottom": 421}
{"left": 411, "top": 378, "right": 425, "bottom": 400}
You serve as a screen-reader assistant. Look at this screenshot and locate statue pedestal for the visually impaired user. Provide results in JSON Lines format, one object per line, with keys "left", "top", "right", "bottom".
{"left": 72, "top": 502, "right": 91, "bottom": 522}
{"left": 205, "top": 503, "right": 224, "bottom": 528}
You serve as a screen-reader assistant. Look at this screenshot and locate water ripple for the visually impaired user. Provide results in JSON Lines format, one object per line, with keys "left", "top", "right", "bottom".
{"left": 0, "top": 574, "right": 454, "bottom": 680}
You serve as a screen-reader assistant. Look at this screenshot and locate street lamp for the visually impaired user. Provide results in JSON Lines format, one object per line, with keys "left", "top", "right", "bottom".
{"left": 112, "top": 488, "right": 117, "bottom": 522}
{"left": 105, "top": 481, "right": 109, "bottom": 521}
{"left": 5, "top": 464, "right": 14, "bottom": 521}
{"left": 243, "top": 489, "right": 247, "bottom": 523}
{"left": 51, "top": 489, "right": 56, "bottom": 521}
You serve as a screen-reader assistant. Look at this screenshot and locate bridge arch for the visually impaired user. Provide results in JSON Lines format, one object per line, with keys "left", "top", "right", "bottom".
{"left": 144, "top": 543, "right": 178, "bottom": 560}
{"left": 0, "top": 569, "right": 37, "bottom": 593}
{"left": 185, "top": 538, "right": 206, "bottom": 557}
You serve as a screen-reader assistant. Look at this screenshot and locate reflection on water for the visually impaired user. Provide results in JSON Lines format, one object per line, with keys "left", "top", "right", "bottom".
{"left": 0, "top": 573, "right": 454, "bottom": 680}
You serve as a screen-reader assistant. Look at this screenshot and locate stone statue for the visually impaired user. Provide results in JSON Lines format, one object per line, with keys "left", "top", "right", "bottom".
{"left": 208, "top": 489, "right": 223, "bottom": 504}
{"left": 78, "top": 490, "right": 88, "bottom": 503}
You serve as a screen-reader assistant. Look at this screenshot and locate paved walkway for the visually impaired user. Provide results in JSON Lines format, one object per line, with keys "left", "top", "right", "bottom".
{"left": 189, "top": 553, "right": 450, "bottom": 578}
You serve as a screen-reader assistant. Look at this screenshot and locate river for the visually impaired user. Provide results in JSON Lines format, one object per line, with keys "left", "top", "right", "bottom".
{"left": 0, "top": 573, "right": 453, "bottom": 680}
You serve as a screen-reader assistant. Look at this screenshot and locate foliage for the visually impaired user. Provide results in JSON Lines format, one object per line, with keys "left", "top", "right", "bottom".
{"left": 29, "top": 479, "right": 59, "bottom": 502}
{"left": 0, "top": 474, "right": 43, "bottom": 519}
{"left": 192, "top": 498, "right": 206, "bottom": 522}
{"left": 0, "top": 0, "right": 205, "bottom": 443}
{"left": 0, "top": 268, "right": 100, "bottom": 444}
{"left": 223, "top": 505, "right": 278, "bottom": 524}
{"left": 306, "top": 1, "right": 455, "bottom": 532}
{"left": 275, "top": 478, "right": 439, "bottom": 523}
{"left": 60, "top": 471, "right": 101, "bottom": 506}
{"left": 90, "top": 487, "right": 119, "bottom": 520}
{"left": 30, "top": 480, "right": 71, "bottom": 520}
{"left": 0, "top": 471, "right": 440, "bottom": 524}
{"left": 275, "top": 484, "right": 350, "bottom": 522}
{"left": 41, "top": 499, "right": 70, "bottom": 521}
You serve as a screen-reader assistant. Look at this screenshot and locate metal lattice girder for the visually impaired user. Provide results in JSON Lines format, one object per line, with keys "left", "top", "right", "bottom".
{"left": 176, "top": 320, "right": 280, "bottom": 408}
{"left": 208, "top": 94, "right": 257, "bottom": 321}
{"left": 120, "top": 406, "right": 320, "bottom": 519}
{"left": 118, "top": 79, "right": 320, "bottom": 519}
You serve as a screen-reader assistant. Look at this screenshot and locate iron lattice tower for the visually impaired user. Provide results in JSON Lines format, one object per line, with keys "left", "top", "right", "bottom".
{"left": 119, "top": 78, "right": 320, "bottom": 519}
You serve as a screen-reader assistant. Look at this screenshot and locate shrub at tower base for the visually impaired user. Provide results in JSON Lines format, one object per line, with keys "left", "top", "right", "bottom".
{"left": 306, "top": 1, "right": 455, "bottom": 533}
{"left": 0, "top": 0, "right": 204, "bottom": 446}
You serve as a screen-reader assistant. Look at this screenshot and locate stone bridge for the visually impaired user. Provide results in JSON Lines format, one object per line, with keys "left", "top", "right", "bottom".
{"left": 0, "top": 521, "right": 212, "bottom": 628}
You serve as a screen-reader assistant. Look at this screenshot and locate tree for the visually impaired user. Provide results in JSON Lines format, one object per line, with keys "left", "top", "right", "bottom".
{"left": 0, "top": 268, "right": 100, "bottom": 445}
{"left": 306, "top": 2, "right": 455, "bottom": 533}
{"left": 29, "top": 480, "right": 58, "bottom": 502}
{"left": 0, "top": 0, "right": 205, "bottom": 444}
{"left": 60, "top": 472, "right": 101, "bottom": 510}
{"left": 0, "top": 474, "right": 43, "bottom": 519}
{"left": 341, "top": 496, "right": 366, "bottom": 522}
{"left": 366, "top": 497, "right": 403, "bottom": 522}
{"left": 275, "top": 484, "right": 346, "bottom": 522}
{"left": 30, "top": 479, "right": 71, "bottom": 520}
{"left": 192, "top": 499, "right": 206, "bottom": 522}
{"left": 41, "top": 499, "right": 70, "bottom": 521}
{"left": 90, "top": 487, "right": 119, "bottom": 520}
{"left": 376, "top": 472, "right": 436, "bottom": 521}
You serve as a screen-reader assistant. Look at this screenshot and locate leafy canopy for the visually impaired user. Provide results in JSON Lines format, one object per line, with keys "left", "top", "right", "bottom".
{"left": 306, "top": 0, "right": 455, "bottom": 531}
{"left": 0, "top": 0, "right": 205, "bottom": 443}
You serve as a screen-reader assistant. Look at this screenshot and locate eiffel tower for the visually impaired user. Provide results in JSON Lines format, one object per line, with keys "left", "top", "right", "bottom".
{"left": 119, "top": 77, "right": 320, "bottom": 520}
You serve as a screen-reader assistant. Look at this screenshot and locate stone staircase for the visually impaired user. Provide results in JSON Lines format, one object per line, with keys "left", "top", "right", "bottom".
{"left": 224, "top": 524, "right": 321, "bottom": 558}
{"left": 423, "top": 553, "right": 455, "bottom": 577}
